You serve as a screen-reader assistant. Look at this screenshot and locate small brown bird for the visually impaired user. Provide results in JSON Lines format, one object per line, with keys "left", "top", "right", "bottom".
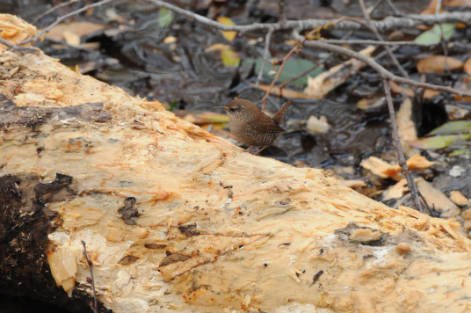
{"left": 224, "top": 98, "right": 291, "bottom": 149}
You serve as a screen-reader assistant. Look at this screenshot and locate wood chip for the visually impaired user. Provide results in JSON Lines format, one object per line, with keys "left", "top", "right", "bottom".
{"left": 360, "top": 156, "right": 401, "bottom": 180}
{"left": 349, "top": 228, "right": 383, "bottom": 243}
{"left": 449, "top": 191, "right": 469, "bottom": 207}
{"left": 304, "top": 46, "right": 376, "bottom": 98}
{"left": 416, "top": 178, "right": 460, "bottom": 217}
{"left": 395, "top": 242, "right": 412, "bottom": 255}
{"left": 383, "top": 179, "right": 408, "bottom": 201}
{"left": 306, "top": 115, "right": 330, "bottom": 134}
{"left": 406, "top": 154, "right": 434, "bottom": 170}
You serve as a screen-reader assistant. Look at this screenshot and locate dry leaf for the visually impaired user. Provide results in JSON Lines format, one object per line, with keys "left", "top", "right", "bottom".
{"left": 410, "top": 133, "right": 471, "bottom": 149}
{"left": 205, "top": 43, "right": 230, "bottom": 52}
{"left": 423, "top": 89, "right": 440, "bottom": 99}
{"left": 446, "top": 104, "right": 470, "bottom": 120}
{"left": 416, "top": 178, "right": 460, "bottom": 217}
{"left": 220, "top": 47, "right": 240, "bottom": 67}
{"left": 417, "top": 55, "right": 463, "bottom": 74}
{"left": 464, "top": 58, "right": 471, "bottom": 76}
{"left": 217, "top": 16, "right": 237, "bottom": 42}
{"left": 396, "top": 98, "right": 417, "bottom": 151}
{"left": 389, "top": 81, "right": 440, "bottom": 99}
{"left": 163, "top": 36, "right": 177, "bottom": 44}
{"left": 357, "top": 97, "right": 385, "bottom": 111}
{"left": 453, "top": 76, "right": 471, "bottom": 101}
{"left": 449, "top": 191, "right": 469, "bottom": 207}
{"left": 389, "top": 81, "right": 414, "bottom": 97}
{"left": 253, "top": 83, "right": 311, "bottom": 99}
{"left": 62, "top": 30, "right": 80, "bottom": 46}
{"left": 304, "top": 46, "right": 376, "bottom": 98}
{"left": 47, "top": 21, "right": 104, "bottom": 42}
{"left": 205, "top": 43, "right": 240, "bottom": 68}
{"left": 422, "top": 0, "right": 471, "bottom": 14}
{"left": 462, "top": 208, "right": 471, "bottom": 220}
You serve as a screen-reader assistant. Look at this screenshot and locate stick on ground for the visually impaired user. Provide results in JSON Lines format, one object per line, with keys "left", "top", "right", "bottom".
{"left": 81, "top": 241, "right": 98, "bottom": 313}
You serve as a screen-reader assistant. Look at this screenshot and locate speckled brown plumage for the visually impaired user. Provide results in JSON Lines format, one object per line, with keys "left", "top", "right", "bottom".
{"left": 224, "top": 98, "right": 284, "bottom": 147}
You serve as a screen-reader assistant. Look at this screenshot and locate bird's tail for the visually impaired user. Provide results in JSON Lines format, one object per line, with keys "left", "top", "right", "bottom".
{"left": 272, "top": 101, "right": 293, "bottom": 125}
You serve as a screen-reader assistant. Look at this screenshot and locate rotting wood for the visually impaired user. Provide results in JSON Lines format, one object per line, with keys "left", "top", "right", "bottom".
{"left": 1, "top": 14, "right": 471, "bottom": 313}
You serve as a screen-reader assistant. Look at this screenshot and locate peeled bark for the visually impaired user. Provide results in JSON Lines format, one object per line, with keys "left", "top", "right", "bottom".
{"left": 1, "top": 14, "right": 471, "bottom": 313}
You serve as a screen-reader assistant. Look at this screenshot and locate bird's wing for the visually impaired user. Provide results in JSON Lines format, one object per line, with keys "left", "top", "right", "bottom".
{"left": 250, "top": 117, "right": 284, "bottom": 133}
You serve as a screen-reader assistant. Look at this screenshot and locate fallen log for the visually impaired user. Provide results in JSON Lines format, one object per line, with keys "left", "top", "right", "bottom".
{"left": 1, "top": 14, "right": 471, "bottom": 313}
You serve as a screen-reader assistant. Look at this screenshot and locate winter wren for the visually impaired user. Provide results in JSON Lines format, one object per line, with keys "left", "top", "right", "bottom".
{"left": 224, "top": 98, "right": 289, "bottom": 147}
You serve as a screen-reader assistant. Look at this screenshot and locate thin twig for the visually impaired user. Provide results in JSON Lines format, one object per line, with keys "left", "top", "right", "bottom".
{"left": 368, "top": 0, "right": 386, "bottom": 16}
{"left": 435, "top": 0, "right": 450, "bottom": 73}
{"left": 20, "top": 0, "right": 116, "bottom": 45}
{"left": 33, "top": 0, "right": 80, "bottom": 23}
{"left": 279, "top": 63, "right": 320, "bottom": 90}
{"left": 320, "top": 39, "right": 433, "bottom": 46}
{"left": 256, "top": 29, "right": 273, "bottom": 86}
{"left": 261, "top": 44, "right": 300, "bottom": 110}
{"left": 384, "top": 0, "right": 403, "bottom": 16}
{"left": 243, "top": 0, "right": 257, "bottom": 19}
{"left": 358, "top": 0, "right": 409, "bottom": 78}
{"left": 81, "top": 241, "right": 98, "bottom": 313}
{"left": 295, "top": 34, "right": 471, "bottom": 97}
{"left": 278, "top": 0, "right": 286, "bottom": 23}
{"left": 0, "top": 37, "right": 39, "bottom": 53}
{"left": 383, "top": 81, "right": 424, "bottom": 212}
{"left": 146, "top": 0, "right": 471, "bottom": 33}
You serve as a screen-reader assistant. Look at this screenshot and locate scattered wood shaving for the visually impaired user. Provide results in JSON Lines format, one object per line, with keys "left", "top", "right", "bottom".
{"left": 383, "top": 179, "right": 408, "bottom": 201}
{"left": 449, "top": 191, "right": 470, "bottom": 207}
{"left": 360, "top": 156, "right": 401, "bottom": 180}
{"left": 361, "top": 155, "right": 434, "bottom": 181}
{"left": 416, "top": 178, "right": 460, "bottom": 218}
{"left": 304, "top": 46, "right": 376, "bottom": 98}
{"left": 406, "top": 154, "right": 434, "bottom": 170}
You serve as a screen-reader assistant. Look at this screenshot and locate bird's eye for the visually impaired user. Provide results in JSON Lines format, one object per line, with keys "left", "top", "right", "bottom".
{"left": 229, "top": 107, "right": 237, "bottom": 112}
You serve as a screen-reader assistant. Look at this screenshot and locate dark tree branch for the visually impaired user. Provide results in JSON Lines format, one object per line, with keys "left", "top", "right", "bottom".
{"left": 256, "top": 29, "right": 273, "bottom": 86}
{"left": 33, "top": 0, "right": 79, "bottom": 23}
{"left": 295, "top": 34, "right": 471, "bottom": 98}
{"left": 358, "top": 0, "right": 409, "bottom": 78}
{"left": 147, "top": 0, "right": 471, "bottom": 33}
{"left": 20, "top": 0, "right": 116, "bottom": 45}
{"left": 382, "top": 81, "right": 424, "bottom": 212}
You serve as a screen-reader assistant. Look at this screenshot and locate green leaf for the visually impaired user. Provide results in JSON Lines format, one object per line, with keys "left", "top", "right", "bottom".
{"left": 414, "top": 23, "right": 455, "bottom": 45}
{"left": 250, "top": 57, "right": 323, "bottom": 88}
{"left": 221, "top": 47, "right": 240, "bottom": 68}
{"left": 159, "top": 8, "right": 174, "bottom": 28}
{"left": 429, "top": 121, "right": 471, "bottom": 135}
{"left": 168, "top": 100, "right": 178, "bottom": 111}
{"left": 449, "top": 149, "right": 470, "bottom": 157}
{"left": 411, "top": 134, "right": 471, "bottom": 150}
